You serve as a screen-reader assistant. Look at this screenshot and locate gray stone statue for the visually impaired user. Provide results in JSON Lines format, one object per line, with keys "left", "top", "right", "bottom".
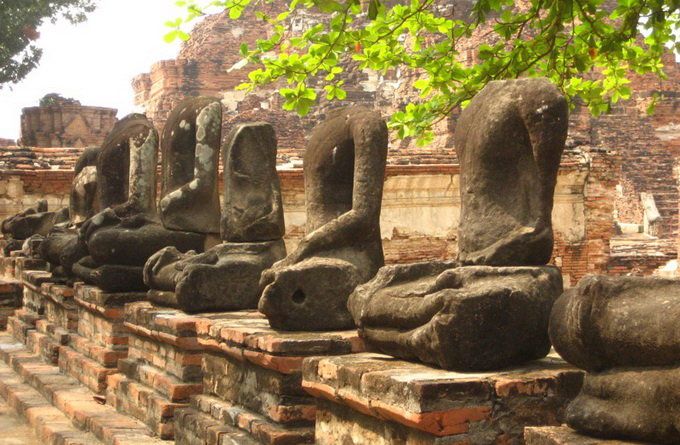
{"left": 550, "top": 275, "right": 680, "bottom": 444}
{"left": 40, "top": 146, "right": 101, "bottom": 280}
{"left": 348, "top": 78, "right": 568, "bottom": 370}
{"left": 1, "top": 199, "right": 69, "bottom": 255}
{"left": 258, "top": 106, "right": 388, "bottom": 331}
{"left": 72, "top": 98, "right": 222, "bottom": 292}
{"left": 144, "top": 122, "right": 286, "bottom": 312}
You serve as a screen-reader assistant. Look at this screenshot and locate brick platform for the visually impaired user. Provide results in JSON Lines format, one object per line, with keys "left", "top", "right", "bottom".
{"left": 524, "top": 426, "right": 647, "bottom": 444}
{"left": 17, "top": 279, "right": 76, "bottom": 368}
{"left": 0, "top": 278, "right": 22, "bottom": 329}
{"left": 6, "top": 268, "right": 50, "bottom": 345}
{"left": 303, "top": 352, "right": 584, "bottom": 444}
{"left": 57, "top": 284, "right": 147, "bottom": 394}
{"left": 1, "top": 255, "right": 17, "bottom": 278}
{"left": 107, "top": 301, "right": 208, "bottom": 439}
{"left": 173, "top": 311, "right": 365, "bottom": 445}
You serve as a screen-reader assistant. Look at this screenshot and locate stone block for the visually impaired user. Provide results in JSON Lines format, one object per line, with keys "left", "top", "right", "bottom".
{"left": 303, "top": 352, "right": 584, "bottom": 443}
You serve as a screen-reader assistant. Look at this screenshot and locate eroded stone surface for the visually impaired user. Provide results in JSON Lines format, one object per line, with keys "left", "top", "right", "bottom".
{"left": 564, "top": 366, "right": 680, "bottom": 445}
{"left": 40, "top": 146, "right": 101, "bottom": 280}
{"left": 456, "top": 78, "right": 568, "bottom": 266}
{"left": 259, "top": 106, "right": 388, "bottom": 331}
{"left": 1, "top": 200, "right": 68, "bottom": 254}
{"left": 144, "top": 122, "right": 286, "bottom": 312}
{"left": 550, "top": 275, "right": 680, "bottom": 372}
{"left": 349, "top": 264, "right": 563, "bottom": 371}
{"left": 159, "top": 97, "right": 221, "bottom": 234}
{"left": 550, "top": 275, "right": 680, "bottom": 444}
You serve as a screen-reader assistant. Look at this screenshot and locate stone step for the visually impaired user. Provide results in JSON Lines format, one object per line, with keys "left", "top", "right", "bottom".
{"left": 118, "top": 358, "right": 202, "bottom": 402}
{"left": 0, "top": 361, "right": 103, "bottom": 445}
{"left": 190, "top": 394, "right": 314, "bottom": 445}
{"left": 58, "top": 343, "right": 119, "bottom": 394}
{"left": 174, "top": 406, "right": 259, "bottom": 445}
{"left": 69, "top": 331, "right": 126, "bottom": 368}
{"left": 106, "top": 373, "right": 186, "bottom": 440}
{"left": 8, "top": 314, "right": 35, "bottom": 344}
{"left": 26, "top": 329, "right": 60, "bottom": 365}
{"left": 0, "top": 333, "right": 166, "bottom": 445}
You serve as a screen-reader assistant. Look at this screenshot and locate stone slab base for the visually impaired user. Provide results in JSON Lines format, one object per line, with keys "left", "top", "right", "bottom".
{"left": 524, "top": 426, "right": 648, "bottom": 444}
{"left": 0, "top": 333, "right": 166, "bottom": 445}
{"left": 304, "top": 352, "right": 584, "bottom": 444}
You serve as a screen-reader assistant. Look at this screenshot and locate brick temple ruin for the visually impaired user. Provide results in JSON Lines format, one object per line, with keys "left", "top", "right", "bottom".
{"left": 19, "top": 95, "right": 117, "bottom": 148}
{"left": 0, "top": 4, "right": 679, "bottom": 445}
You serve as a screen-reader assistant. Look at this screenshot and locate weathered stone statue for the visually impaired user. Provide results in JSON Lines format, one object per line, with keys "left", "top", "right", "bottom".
{"left": 348, "top": 78, "right": 568, "bottom": 370}
{"left": 72, "top": 98, "right": 222, "bottom": 292}
{"left": 1, "top": 199, "right": 69, "bottom": 255}
{"left": 144, "top": 122, "right": 286, "bottom": 312}
{"left": 40, "top": 146, "right": 101, "bottom": 279}
{"left": 550, "top": 275, "right": 680, "bottom": 444}
{"left": 258, "top": 106, "right": 388, "bottom": 331}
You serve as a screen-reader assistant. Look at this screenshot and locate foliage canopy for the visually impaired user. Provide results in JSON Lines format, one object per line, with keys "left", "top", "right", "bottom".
{"left": 168, "top": 0, "right": 680, "bottom": 143}
{"left": 0, "top": 0, "right": 95, "bottom": 87}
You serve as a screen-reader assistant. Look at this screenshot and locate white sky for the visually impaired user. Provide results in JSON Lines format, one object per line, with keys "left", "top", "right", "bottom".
{"left": 0, "top": 0, "right": 195, "bottom": 140}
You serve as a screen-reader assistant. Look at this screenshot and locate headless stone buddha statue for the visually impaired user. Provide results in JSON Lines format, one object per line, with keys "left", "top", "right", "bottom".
{"left": 550, "top": 276, "right": 680, "bottom": 444}
{"left": 144, "top": 122, "right": 286, "bottom": 313}
{"left": 39, "top": 146, "right": 101, "bottom": 280}
{"left": 1, "top": 199, "right": 69, "bottom": 255}
{"left": 72, "top": 98, "right": 222, "bottom": 292}
{"left": 348, "top": 78, "right": 568, "bottom": 371}
{"left": 258, "top": 106, "right": 388, "bottom": 331}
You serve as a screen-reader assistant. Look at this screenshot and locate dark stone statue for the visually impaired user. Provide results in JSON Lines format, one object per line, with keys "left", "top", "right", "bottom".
{"left": 258, "top": 106, "right": 388, "bottom": 331}
{"left": 456, "top": 78, "right": 568, "bottom": 265}
{"left": 72, "top": 99, "right": 222, "bottom": 292}
{"left": 144, "top": 122, "right": 286, "bottom": 312}
{"left": 40, "top": 146, "right": 101, "bottom": 279}
{"left": 349, "top": 263, "right": 562, "bottom": 370}
{"left": 1, "top": 199, "right": 69, "bottom": 255}
{"left": 550, "top": 275, "right": 680, "bottom": 444}
{"left": 348, "top": 78, "right": 568, "bottom": 370}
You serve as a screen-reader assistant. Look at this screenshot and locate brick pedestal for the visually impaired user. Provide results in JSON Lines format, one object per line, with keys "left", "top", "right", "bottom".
{"left": 0, "top": 255, "right": 17, "bottom": 278}
{"left": 7, "top": 269, "right": 50, "bottom": 344}
{"left": 174, "top": 311, "right": 365, "bottom": 445}
{"left": 524, "top": 426, "right": 647, "bottom": 444}
{"left": 13, "top": 256, "right": 47, "bottom": 280}
{"left": 27, "top": 282, "right": 77, "bottom": 366}
{"left": 107, "top": 301, "right": 207, "bottom": 440}
{"left": 0, "top": 278, "right": 21, "bottom": 329}
{"left": 303, "top": 352, "right": 584, "bottom": 445}
{"left": 55, "top": 284, "right": 146, "bottom": 394}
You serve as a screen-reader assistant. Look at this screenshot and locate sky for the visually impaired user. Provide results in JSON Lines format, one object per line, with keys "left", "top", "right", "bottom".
{"left": 0, "top": 0, "right": 197, "bottom": 140}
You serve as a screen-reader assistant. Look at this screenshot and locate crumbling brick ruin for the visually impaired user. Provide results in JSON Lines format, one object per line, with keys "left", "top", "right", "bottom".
{"left": 19, "top": 94, "right": 117, "bottom": 148}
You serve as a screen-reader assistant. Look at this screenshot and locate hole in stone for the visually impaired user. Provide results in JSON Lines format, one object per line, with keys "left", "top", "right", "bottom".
{"left": 291, "top": 289, "right": 306, "bottom": 304}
